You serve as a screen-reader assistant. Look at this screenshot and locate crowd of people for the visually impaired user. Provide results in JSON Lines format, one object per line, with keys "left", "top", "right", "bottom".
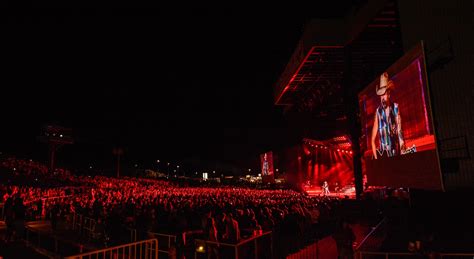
{"left": 1, "top": 157, "right": 73, "bottom": 180}
{"left": 43, "top": 177, "right": 340, "bottom": 257}
{"left": 1, "top": 156, "right": 347, "bottom": 258}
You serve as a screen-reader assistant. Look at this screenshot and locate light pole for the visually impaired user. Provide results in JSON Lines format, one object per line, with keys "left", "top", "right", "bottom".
{"left": 167, "top": 162, "right": 170, "bottom": 178}
{"left": 156, "top": 160, "right": 160, "bottom": 173}
{"left": 112, "top": 148, "right": 123, "bottom": 178}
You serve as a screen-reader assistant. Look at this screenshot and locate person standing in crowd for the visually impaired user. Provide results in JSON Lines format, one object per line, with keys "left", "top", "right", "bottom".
{"left": 4, "top": 194, "right": 14, "bottom": 243}
{"left": 223, "top": 213, "right": 240, "bottom": 243}
{"left": 333, "top": 220, "right": 355, "bottom": 259}
{"left": 206, "top": 217, "right": 219, "bottom": 259}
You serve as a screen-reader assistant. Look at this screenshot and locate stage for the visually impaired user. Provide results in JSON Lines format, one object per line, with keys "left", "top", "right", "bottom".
{"left": 304, "top": 185, "right": 356, "bottom": 198}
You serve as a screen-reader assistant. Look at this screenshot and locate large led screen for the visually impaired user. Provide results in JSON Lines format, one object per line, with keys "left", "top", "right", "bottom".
{"left": 260, "top": 151, "right": 274, "bottom": 176}
{"left": 358, "top": 42, "right": 443, "bottom": 190}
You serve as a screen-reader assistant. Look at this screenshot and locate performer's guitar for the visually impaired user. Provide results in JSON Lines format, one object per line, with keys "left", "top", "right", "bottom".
{"left": 401, "top": 144, "right": 417, "bottom": 155}
{"left": 376, "top": 144, "right": 416, "bottom": 158}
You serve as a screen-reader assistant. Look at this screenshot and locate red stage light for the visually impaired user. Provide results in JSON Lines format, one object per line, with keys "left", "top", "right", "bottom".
{"left": 349, "top": 151, "right": 353, "bottom": 154}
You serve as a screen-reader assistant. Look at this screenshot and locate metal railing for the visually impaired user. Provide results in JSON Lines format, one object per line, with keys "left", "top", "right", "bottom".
{"left": 65, "top": 238, "right": 159, "bottom": 259}
{"left": 286, "top": 241, "right": 320, "bottom": 259}
{"left": 194, "top": 231, "right": 273, "bottom": 259}
{"left": 72, "top": 213, "right": 97, "bottom": 241}
{"left": 129, "top": 227, "right": 177, "bottom": 258}
{"left": 357, "top": 251, "right": 474, "bottom": 259}
{"left": 439, "top": 253, "right": 474, "bottom": 258}
{"left": 357, "top": 251, "right": 423, "bottom": 258}
{"left": 356, "top": 217, "right": 388, "bottom": 251}
{"left": 25, "top": 225, "right": 84, "bottom": 257}
{"left": 73, "top": 213, "right": 177, "bottom": 257}
{"left": 147, "top": 231, "right": 177, "bottom": 255}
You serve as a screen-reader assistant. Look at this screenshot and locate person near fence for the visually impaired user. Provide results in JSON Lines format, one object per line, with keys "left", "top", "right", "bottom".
{"left": 206, "top": 217, "right": 219, "bottom": 259}
{"left": 3, "top": 195, "right": 14, "bottom": 243}
{"left": 223, "top": 212, "right": 240, "bottom": 243}
{"left": 333, "top": 220, "right": 355, "bottom": 259}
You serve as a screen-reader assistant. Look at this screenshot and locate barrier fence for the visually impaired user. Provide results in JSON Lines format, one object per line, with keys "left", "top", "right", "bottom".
{"left": 65, "top": 238, "right": 159, "bottom": 259}
{"left": 129, "top": 228, "right": 177, "bottom": 258}
{"left": 147, "top": 231, "right": 177, "bottom": 257}
{"left": 71, "top": 213, "right": 177, "bottom": 257}
{"left": 357, "top": 251, "right": 474, "bottom": 259}
{"left": 194, "top": 231, "right": 273, "bottom": 259}
{"left": 25, "top": 225, "right": 84, "bottom": 257}
{"left": 72, "top": 213, "right": 98, "bottom": 241}
{"left": 286, "top": 241, "right": 320, "bottom": 259}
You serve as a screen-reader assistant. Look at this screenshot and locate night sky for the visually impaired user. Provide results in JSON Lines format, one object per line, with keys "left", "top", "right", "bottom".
{"left": 2, "top": 5, "right": 354, "bottom": 174}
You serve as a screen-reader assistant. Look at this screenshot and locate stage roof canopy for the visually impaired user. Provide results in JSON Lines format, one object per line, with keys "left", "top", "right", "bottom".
{"left": 274, "top": 0, "right": 400, "bottom": 121}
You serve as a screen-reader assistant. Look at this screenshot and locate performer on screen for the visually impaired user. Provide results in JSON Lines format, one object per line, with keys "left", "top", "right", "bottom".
{"left": 371, "top": 72, "right": 407, "bottom": 159}
{"left": 262, "top": 153, "right": 269, "bottom": 176}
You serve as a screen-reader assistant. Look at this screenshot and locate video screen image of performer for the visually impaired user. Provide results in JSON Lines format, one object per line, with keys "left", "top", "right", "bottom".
{"left": 371, "top": 72, "right": 408, "bottom": 159}
{"left": 260, "top": 152, "right": 274, "bottom": 176}
{"left": 359, "top": 50, "right": 436, "bottom": 162}
{"left": 262, "top": 153, "right": 269, "bottom": 175}
{"left": 358, "top": 43, "right": 442, "bottom": 190}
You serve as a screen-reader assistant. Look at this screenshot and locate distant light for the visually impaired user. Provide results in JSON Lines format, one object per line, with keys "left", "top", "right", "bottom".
{"left": 134, "top": 164, "right": 138, "bottom": 168}
{"left": 173, "top": 169, "right": 176, "bottom": 172}
{"left": 276, "top": 169, "right": 279, "bottom": 172}
{"left": 157, "top": 160, "right": 160, "bottom": 163}
{"left": 59, "top": 134, "right": 63, "bottom": 138}
{"left": 350, "top": 151, "right": 353, "bottom": 154}
{"left": 258, "top": 174, "right": 261, "bottom": 177}
{"left": 177, "top": 165, "right": 180, "bottom": 168}
{"left": 197, "top": 245, "right": 205, "bottom": 253}
{"left": 89, "top": 166, "right": 93, "bottom": 169}
{"left": 248, "top": 169, "right": 251, "bottom": 171}
{"left": 337, "top": 149, "right": 340, "bottom": 152}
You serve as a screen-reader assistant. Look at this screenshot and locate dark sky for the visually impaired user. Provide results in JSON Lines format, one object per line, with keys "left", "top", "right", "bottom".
{"left": 2, "top": 5, "right": 354, "bottom": 173}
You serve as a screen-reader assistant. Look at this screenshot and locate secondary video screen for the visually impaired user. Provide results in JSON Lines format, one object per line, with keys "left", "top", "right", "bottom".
{"left": 260, "top": 151, "right": 274, "bottom": 176}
